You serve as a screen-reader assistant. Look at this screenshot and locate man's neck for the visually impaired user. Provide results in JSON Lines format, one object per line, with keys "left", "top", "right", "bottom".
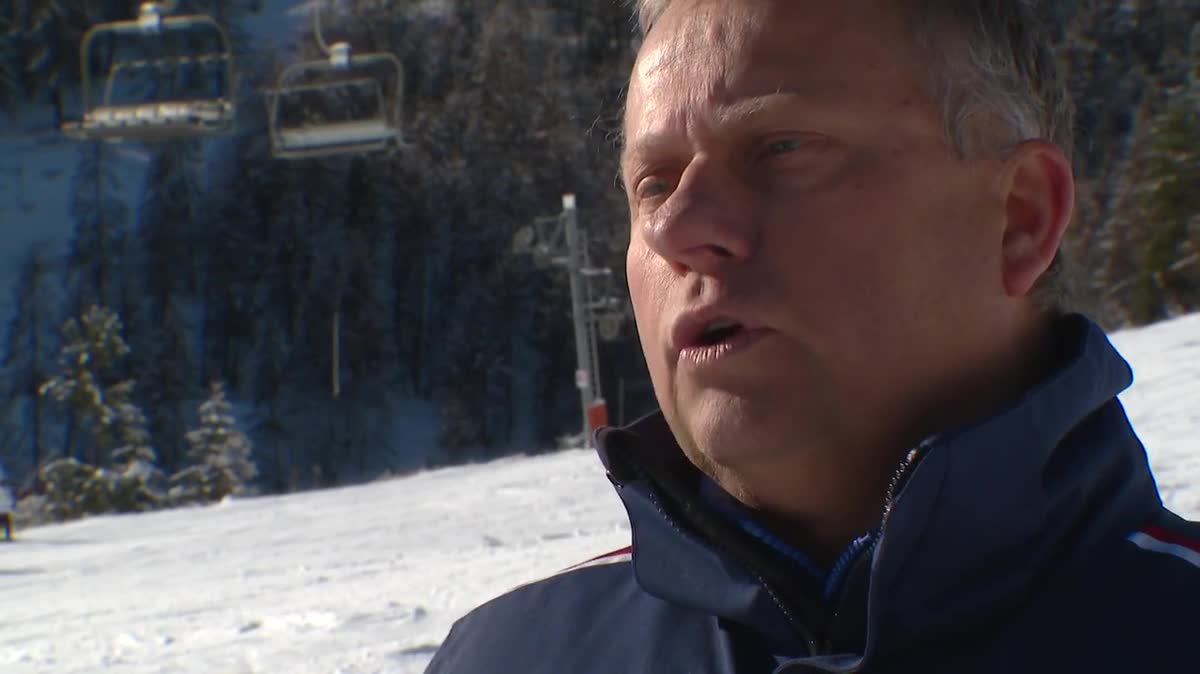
{"left": 701, "top": 313, "right": 1064, "bottom": 566}
{"left": 703, "top": 452, "right": 900, "bottom": 567}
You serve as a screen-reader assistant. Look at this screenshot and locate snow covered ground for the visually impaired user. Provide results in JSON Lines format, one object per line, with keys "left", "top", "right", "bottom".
{"left": 1, "top": 313, "right": 1198, "bottom": 674}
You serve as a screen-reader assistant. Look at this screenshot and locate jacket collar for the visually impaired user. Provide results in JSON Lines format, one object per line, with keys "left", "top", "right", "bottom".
{"left": 860, "top": 314, "right": 1161, "bottom": 657}
{"left": 596, "top": 315, "right": 1163, "bottom": 659}
{"left": 597, "top": 412, "right": 816, "bottom": 648}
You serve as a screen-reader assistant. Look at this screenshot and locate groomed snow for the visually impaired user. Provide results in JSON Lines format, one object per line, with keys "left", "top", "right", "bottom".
{"left": 2, "top": 313, "right": 1198, "bottom": 674}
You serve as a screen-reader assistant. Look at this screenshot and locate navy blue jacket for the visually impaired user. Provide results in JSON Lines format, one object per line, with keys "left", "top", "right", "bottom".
{"left": 426, "top": 317, "right": 1200, "bottom": 673}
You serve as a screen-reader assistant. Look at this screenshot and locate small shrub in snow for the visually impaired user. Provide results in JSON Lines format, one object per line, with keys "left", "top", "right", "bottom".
{"left": 38, "top": 455, "right": 164, "bottom": 520}
{"left": 40, "top": 459, "right": 99, "bottom": 520}
{"left": 13, "top": 493, "right": 52, "bottom": 529}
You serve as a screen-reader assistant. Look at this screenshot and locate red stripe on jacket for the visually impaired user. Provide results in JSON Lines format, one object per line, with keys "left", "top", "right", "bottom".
{"left": 1141, "top": 524, "right": 1200, "bottom": 554}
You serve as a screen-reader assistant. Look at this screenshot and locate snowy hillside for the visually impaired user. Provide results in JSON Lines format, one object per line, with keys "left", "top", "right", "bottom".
{"left": 1, "top": 313, "right": 1198, "bottom": 674}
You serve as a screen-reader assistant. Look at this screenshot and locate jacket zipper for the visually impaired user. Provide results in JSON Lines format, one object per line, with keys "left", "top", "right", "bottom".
{"left": 622, "top": 445, "right": 927, "bottom": 662}
{"left": 820, "top": 446, "right": 925, "bottom": 657}
{"left": 881, "top": 447, "right": 924, "bottom": 528}
{"left": 632, "top": 469, "right": 823, "bottom": 656}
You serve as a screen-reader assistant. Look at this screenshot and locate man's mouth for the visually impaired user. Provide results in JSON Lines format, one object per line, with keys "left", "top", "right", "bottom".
{"left": 695, "top": 319, "right": 745, "bottom": 347}
{"left": 672, "top": 308, "right": 770, "bottom": 365}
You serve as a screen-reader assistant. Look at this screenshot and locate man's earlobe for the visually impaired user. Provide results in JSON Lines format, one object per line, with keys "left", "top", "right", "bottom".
{"left": 1000, "top": 140, "right": 1075, "bottom": 298}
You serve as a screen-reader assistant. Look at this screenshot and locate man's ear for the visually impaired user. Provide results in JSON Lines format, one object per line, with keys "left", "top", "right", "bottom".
{"left": 998, "top": 140, "right": 1075, "bottom": 298}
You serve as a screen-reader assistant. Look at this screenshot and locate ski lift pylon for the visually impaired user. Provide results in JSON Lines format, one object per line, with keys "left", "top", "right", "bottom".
{"left": 61, "top": 1, "right": 237, "bottom": 142}
{"left": 266, "top": 4, "right": 406, "bottom": 160}
{"left": 581, "top": 267, "right": 628, "bottom": 342}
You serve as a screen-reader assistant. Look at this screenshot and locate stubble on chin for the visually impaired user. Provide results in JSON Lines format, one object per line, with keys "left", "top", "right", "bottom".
{"left": 666, "top": 391, "right": 752, "bottom": 476}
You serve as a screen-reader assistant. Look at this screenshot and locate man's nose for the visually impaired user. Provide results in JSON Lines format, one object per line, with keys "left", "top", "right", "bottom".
{"left": 642, "top": 160, "right": 757, "bottom": 276}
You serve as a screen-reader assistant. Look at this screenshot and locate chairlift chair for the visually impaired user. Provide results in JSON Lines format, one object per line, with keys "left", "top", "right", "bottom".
{"left": 266, "top": 42, "right": 406, "bottom": 159}
{"left": 61, "top": 1, "right": 237, "bottom": 142}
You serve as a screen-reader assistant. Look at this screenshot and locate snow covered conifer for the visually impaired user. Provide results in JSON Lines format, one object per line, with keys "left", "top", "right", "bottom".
{"left": 107, "top": 390, "right": 165, "bottom": 512}
{"left": 39, "top": 307, "right": 163, "bottom": 513}
{"left": 39, "top": 306, "right": 136, "bottom": 464}
{"left": 39, "top": 307, "right": 128, "bottom": 423}
{"left": 174, "top": 381, "right": 256, "bottom": 502}
{"left": 109, "top": 389, "right": 156, "bottom": 470}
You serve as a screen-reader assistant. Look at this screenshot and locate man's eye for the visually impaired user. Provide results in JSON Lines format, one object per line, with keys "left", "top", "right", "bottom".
{"left": 765, "top": 138, "right": 804, "bottom": 156}
{"left": 636, "top": 178, "right": 672, "bottom": 200}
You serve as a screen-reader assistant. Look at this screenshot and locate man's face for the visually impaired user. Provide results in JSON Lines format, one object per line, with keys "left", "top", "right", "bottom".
{"left": 621, "top": 0, "right": 1013, "bottom": 474}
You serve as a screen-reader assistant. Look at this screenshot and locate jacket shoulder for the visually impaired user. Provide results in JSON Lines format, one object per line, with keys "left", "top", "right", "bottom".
{"left": 425, "top": 551, "right": 729, "bottom": 674}
{"left": 1098, "top": 506, "right": 1200, "bottom": 646}
{"left": 426, "top": 557, "right": 640, "bottom": 674}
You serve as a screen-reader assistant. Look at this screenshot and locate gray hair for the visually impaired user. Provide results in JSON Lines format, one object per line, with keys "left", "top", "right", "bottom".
{"left": 627, "top": 0, "right": 1076, "bottom": 314}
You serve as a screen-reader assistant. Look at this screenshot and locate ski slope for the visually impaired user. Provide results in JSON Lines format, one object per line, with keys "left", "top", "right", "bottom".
{"left": 2, "top": 314, "right": 1198, "bottom": 674}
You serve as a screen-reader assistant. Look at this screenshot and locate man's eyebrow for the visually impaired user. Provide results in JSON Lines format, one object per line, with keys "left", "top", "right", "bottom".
{"left": 620, "top": 133, "right": 673, "bottom": 170}
{"left": 620, "top": 91, "right": 816, "bottom": 172}
{"left": 714, "top": 91, "right": 814, "bottom": 125}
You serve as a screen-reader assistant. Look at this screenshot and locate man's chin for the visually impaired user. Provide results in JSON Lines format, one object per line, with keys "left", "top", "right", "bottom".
{"left": 664, "top": 382, "right": 802, "bottom": 458}
{"left": 677, "top": 417, "right": 785, "bottom": 473}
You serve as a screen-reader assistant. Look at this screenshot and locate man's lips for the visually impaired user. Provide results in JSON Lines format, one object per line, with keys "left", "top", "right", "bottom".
{"left": 671, "top": 307, "right": 766, "bottom": 355}
{"left": 677, "top": 327, "right": 772, "bottom": 366}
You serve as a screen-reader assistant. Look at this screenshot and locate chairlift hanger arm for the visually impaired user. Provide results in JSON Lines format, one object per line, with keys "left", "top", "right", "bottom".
{"left": 145, "top": 0, "right": 180, "bottom": 15}
{"left": 313, "top": 0, "right": 333, "bottom": 55}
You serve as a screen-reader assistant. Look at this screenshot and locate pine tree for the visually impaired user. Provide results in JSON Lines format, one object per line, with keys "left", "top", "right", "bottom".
{"left": 173, "top": 381, "right": 256, "bottom": 503}
{"left": 33, "top": 305, "right": 165, "bottom": 516}
{"left": 39, "top": 306, "right": 143, "bottom": 466}
{"left": 106, "top": 393, "right": 164, "bottom": 512}
{"left": 109, "top": 395, "right": 153, "bottom": 468}
{"left": 1118, "top": 98, "right": 1200, "bottom": 323}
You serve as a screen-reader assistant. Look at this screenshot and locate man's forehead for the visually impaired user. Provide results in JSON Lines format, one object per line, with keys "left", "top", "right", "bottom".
{"left": 624, "top": 4, "right": 911, "bottom": 116}
{"left": 619, "top": 0, "right": 941, "bottom": 174}
{"left": 634, "top": 1, "right": 756, "bottom": 81}
{"left": 630, "top": 0, "right": 906, "bottom": 95}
